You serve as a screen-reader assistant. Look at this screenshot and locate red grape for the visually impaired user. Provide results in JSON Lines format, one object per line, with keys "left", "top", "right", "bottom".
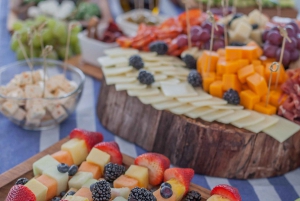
{"left": 203, "top": 41, "right": 210, "bottom": 50}
{"left": 201, "top": 21, "right": 212, "bottom": 31}
{"left": 287, "top": 21, "right": 299, "bottom": 33}
{"left": 262, "top": 30, "right": 269, "bottom": 43}
{"left": 285, "top": 25, "right": 296, "bottom": 38}
{"left": 285, "top": 37, "right": 297, "bottom": 51}
{"left": 276, "top": 49, "right": 291, "bottom": 67}
{"left": 290, "top": 50, "right": 300, "bottom": 62}
{"left": 213, "top": 39, "right": 225, "bottom": 51}
{"left": 175, "top": 34, "right": 188, "bottom": 48}
{"left": 191, "top": 26, "right": 202, "bottom": 42}
{"left": 297, "top": 34, "right": 300, "bottom": 50}
{"left": 191, "top": 26, "right": 202, "bottom": 35}
{"left": 214, "top": 24, "right": 224, "bottom": 36}
{"left": 270, "top": 26, "right": 280, "bottom": 33}
{"left": 263, "top": 44, "right": 278, "bottom": 58}
{"left": 267, "top": 31, "right": 283, "bottom": 46}
{"left": 199, "top": 29, "right": 211, "bottom": 43}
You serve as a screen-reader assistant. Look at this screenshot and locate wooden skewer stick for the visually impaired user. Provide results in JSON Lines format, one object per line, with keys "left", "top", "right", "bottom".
{"left": 63, "top": 22, "right": 78, "bottom": 76}
{"left": 42, "top": 45, "right": 53, "bottom": 97}
{"left": 15, "top": 33, "right": 34, "bottom": 72}
{"left": 37, "top": 22, "right": 47, "bottom": 50}
{"left": 222, "top": 0, "right": 228, "bottom": 46}
{"left": 233, "top": 0, "right": 237, "bottom": 15}
{"left": 265, "top": 62, "right": 279, "bottom": 107}
{"left": 207, "top": 0, "right": 211, "bottom": 11}
{"left": 207, "top": 10, "right": 217, "bottom": 73}
{"left": 277, "top": 0, "right": 281, "bottom": 17}
{"left": 197, "top": 0, "right": 203, "bottom": 12}
{"left": 256, "top": 0, "right": 263, "bottom": 27}
{"left": 185, "top": 3, "right": 192, "bottom": 49}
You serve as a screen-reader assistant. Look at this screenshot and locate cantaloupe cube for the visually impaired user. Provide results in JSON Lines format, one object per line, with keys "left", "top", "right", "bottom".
{"left": 25, "top": 179, "right": 48, "bottom": 201}
{"left": 36, "top": 174, "right": 57, "bottom": 200}
{"left": 238, "top": 59, "right": 250, "bottom": 70}
{"left": 52, "top": 150, "right": 74, "bottom": 166}
{"left": 69, "top": 172, "right": 93, "bottom": 190}
{"left": 247, "top": 41, "right": 263, "bottom": 58}
{"left": 199, "top": 51, "right": 219, "bottom": 73}
{"left": 222, "top": 74, "right": 241, "bottom": 92}
{"left": 43, "top": 166, "right": 68, "bottom": 195}
{"left": 86, "top": 148, "right": 110, "bottom": 173}
{"left": 265, "top": 63, "right": 286, "bottom": 84}
{"left": 252, "top": 60, "right": 262, "bottom": 66}
{"left": 225, "top": 46, "right": 243, "bottom": 61}
{"left": 238, "top": 65, "right": 255, "bottom": 84}
{"left": 254, "top": 102, "right": 277, "bottom": 115}
{"left": 65, "top": 195, "right": 89, "bottom": 201}
{"left": 75, "top": 187, "right": 93, "bottom": 201}
{"left": 113, "top": 175, "right": 139, "bottom": 190}
{"left": 209, "top": 81, "right": 224, "bottom": 98}
{"left": 261, "top": 90, "right": 288, "bottom": 107}
{"left": 254, "top": 65, "right": 264, "bottom": 77}
{"left": 167, "top": 179, "right": 186, "bottom": 201}
{"left": 82, "top": 178, "right": 98, "bottom": 189}
{"left": 240, "top": 90, "right": 260, "bottom": 109}
{"left": 203, "top": 72, "right": 216, "bottom": 92}
{"left": 79, "top": 161, "right": 102, "bottom": 179}
{"left": 33, "top": 155, "right": 60, "bottom": 176}
{"left": 246, "top": 73, "right": 268, "bottom": 97}
{"left": 61, "top": 138, "right": 88, "bottom": 165}
{"left": 125, "top": 165, "right": 149, "bottom": 188}
{"left": 242, "top": 46, "right": 258, "bottom": 60}
{"left": 153, "top": 188, "right": 176, "bottom": 201}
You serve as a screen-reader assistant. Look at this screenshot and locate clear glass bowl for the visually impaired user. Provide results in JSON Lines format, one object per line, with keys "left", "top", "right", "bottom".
{"left": 0, "top": 59, "right": 85, "bottom": 130}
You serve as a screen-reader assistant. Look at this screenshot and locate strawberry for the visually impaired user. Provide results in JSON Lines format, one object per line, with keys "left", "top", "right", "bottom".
{"left": 164, "top": 168, "right": 194, "bottom": 194}
{"left": 94, "top": 141, "right": 123, "bottom": 165}
{"left": 6, "top": 185, "right": 36, "bottom": 201}
{"left": 134, "top": 153, "right": 170, "bottom": 186}
{"left": 70, "top": 128, "right": 104, "bottom": 152}
{"left": 211, "top": 184, "right": 242, "bottom": 201}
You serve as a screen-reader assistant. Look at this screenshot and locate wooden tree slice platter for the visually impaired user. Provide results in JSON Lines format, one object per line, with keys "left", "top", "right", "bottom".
{"left": 0, "top": 137, "right": 211, "bottom": 200}
{"left": 97, "top": 80, "right": 300, "bottom": 179}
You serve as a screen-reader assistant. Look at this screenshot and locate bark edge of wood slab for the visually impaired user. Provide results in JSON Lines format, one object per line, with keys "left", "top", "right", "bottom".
{"left": 97, "top": 80, "right": 300, "bottom": 179}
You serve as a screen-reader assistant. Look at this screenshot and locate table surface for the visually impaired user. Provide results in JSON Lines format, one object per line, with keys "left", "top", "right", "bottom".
{"left": 0, "top": 0, "right": 299, "bottom": 200}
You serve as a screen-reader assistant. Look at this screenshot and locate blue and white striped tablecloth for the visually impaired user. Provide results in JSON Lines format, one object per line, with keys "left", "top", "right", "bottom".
{"left": 0, "top": 0, "right": 299, "bottom": 200}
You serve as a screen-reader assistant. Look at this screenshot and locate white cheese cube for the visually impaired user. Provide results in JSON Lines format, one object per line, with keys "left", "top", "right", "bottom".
{"left": 25, "top": 117, "right": 41, "bottom": 127}
{"left": 54, "top": 89, "right": 67, "bottom": 98}
{"left": 230, "top": 15, "right": 249, "bottom": 30}
{"left": 2, "top": 101, "right": 18, "bottom": 115}
{"left": 47, "top": 104, "right": 68, "bottom": 121}
{"left": 19, "top": 72, "right": 33, "bottom": 85}
{"left": 6, "top": 87, "right": 24, "bottom": 98}
{"left": 40, "top": 111, "right": 55, "bottom": 127}
{"left": 33, "top": 155, "right": 60, "bottom": 176}
{"left": 25, "top": 99, "right": 46, "bottom": 111}
{"left": 25, "top": 84, "right": 43, "bottom": 98}
{"left": 43, "top": 165, "right": 69, "bottom": 195}
{"left": 32, "top": 70, "right": 44, "bottom": 83}
{"left": 27, "top": 105, "right": 46, "bottom": 120}
{"left": 60, "top": 80, "right": 77, "bottom": 93}
{"left": 13, "top": 108, "right": 26, "bottom": 121}
{"left": 46, "top": 80, "right": 58, "bottom": 92}
{"left": 61, "top": 97, "right": 76, "bottom": 111}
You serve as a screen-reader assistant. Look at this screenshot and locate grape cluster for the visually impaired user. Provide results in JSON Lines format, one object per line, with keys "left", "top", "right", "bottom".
{"left": 11, "top": 16, "right": 81, "bottom": 60}
{"left": 262, "top": 21, "right": 300, "bottom": 67}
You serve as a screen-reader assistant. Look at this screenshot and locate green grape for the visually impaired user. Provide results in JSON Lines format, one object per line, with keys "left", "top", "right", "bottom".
{"left": 32, "top": 33, "right": 41, "bottom": 48}
{"left": 24, "top": 20, "right": 34, "bottom": 27}
{"left": 35, "top": 15, "right": 48, "bottom": 24}
{"left": 54, "top": 22, "right": 67, "bottom": 38}
{"left": 72, "top": 43, "right": 81, "bottom": 55}
{"left": 12, "top": 21, "right": 23, "bottom": 31}
{"left": 70, "top": 34, "right": 78, "bottom": 46}
{"left": 58, "top": 34, "right": 68, "bottom": 46}
{"left": 18, "top": 29, "right": 28, "bottom": 44}
{"left": 47, "top": 18, "right": 57, "bottom": 30}
{"left": 33, "top": 49, "right": 42, "bottom": 58}
{"left": 57, "top": 46, "right": 73, "bottom": 60}
{"left": 71, "top": 23, "right": 82, "bottom": 34}
{"left": 16, "top": 46, "right": 29, "bottom": 60}
{"left": 42, "top": 28, "right": 53, "bottom": 43}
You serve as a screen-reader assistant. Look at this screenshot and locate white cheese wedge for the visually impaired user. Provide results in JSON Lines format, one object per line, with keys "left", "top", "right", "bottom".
{"left": 169, "top": 104, "right": 198, "bottom": 115}
{"left": 139, "top": 51, "right": 157, "bottom": 58}
{"left": 174, "top": 75, "right": 188, "bottom": 81}
{"left": 152, "top": 100, "right": 184, "bottom": 110}
{"left": 139, "top": 94, "right": 173, "bottom": 104}
{"left": 185, "top": 107, "right": 217, "bottom": 118}
{"left": 217, "top": 110, "right": 251, "bottom": 124}
{"left": 115, "top": 83, "right": 147, "bottom": 91}
{"left": 263, "top": 116, "right": 300, "bottom": 142}
{"left": 98, "top": 56, "right": 128, "bottom": 67}
{"left": 127, "top": 88, "right": 160, "bottom": 97}
{"left": 201, "top": 109, "right": 235, "bottom": 122}
{"left": 245, "top": 115, "right": 279, "bottom": 133}
{"left": 191, "top": 97, "right": 227, "bottom": 107}
{"left": 231, "top": 111, "right": 265, "bottom": 128}
{"left": 177, "top": 89, "right": 212, "bottom": 102}
{"left": 104, "top": 48, "right": 139, "bottom": 57}
{"left": 211, "top": 105, "right": 244, "bottom": 110}
{"left": 106, "top": 76, "right": 136, "bottom": 85}
{"left": 161, "top": 82, "right": 197, "bottom": 97}
{"left": 181, "top": 47, "right": 199, "bottom": 58}
{"left": 13, "top": 108, "right": 26, "bottom": 121}
{"left": 102, "top": 67, "right": 133, "bottom": 76}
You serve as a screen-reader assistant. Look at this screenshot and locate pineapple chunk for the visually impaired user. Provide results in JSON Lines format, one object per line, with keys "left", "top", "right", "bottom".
{"left": 33, "top": 155, "right": 59, "bottom": 176}
{"left": 61, "top": 138, "right": 88, "bottom": 165}
{"left": 25, "top": 179, "right": 48, "bottom": 201}
{"left": 69, "top": 172, "right": 93, "bottom": 190}
{"left": 125, "top": 165, "right": 149, "bottom": 188}
{"left": 167, "top": 179, "right": 186, "bottom": 201}
{"left": 43, "top": 166, "right": 69, "bottom": 195}
{"left": 86, "top": 148, "right": 111, "bottom": 173}
{"left": 64, "top": 195, "right": 89, "bottom": 201}
{"left": 207, "top": 195, "right": 231, "bottom": 201}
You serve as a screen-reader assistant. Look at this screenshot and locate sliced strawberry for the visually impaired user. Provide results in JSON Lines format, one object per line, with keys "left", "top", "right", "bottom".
{"left": 70, "top": 128, "right": 103, "bottom": 152}
{"left": 6, "top": 185, "right": 36, "bottom": 201}
{"left": 211, "top": 184, "right": 242, "bottom": 201}
{"left": 134, "top": 153, "right": 170, "bottom": 186}
{"left": 94, "top": 141, "right": 123, "bottom": 165}
{"left": 164, "top": 168, "right": 194, "bottom": 193}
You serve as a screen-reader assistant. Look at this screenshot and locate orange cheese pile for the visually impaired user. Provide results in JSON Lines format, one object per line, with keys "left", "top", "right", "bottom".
{"left": 197, "top": 42, "right": 288, "bottom": 115}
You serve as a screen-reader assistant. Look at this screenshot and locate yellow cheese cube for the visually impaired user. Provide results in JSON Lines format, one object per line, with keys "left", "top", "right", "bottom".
{"left": 86, "top": 148, "right": 111, "bottom": 173}
{"left": 25, "top": 179, "right": 48, "bottom": 201}
{"left": 125, "top": 165, "right": 149, "bottom": 188}
{"left": 61, "top": 138, "right": 88, "bottom": 165}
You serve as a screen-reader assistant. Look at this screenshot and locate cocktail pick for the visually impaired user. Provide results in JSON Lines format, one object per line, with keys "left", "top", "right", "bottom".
{"left": 207, "top": 10, "right": 217, "bottom": 73}
{"left": 15, "top": 32, "right": 34, "bottom": 72}
{"left": 37, "top": 22, "right": 47, "bottom": 50}
{"left": 207, "top": 0, "right": 211, "bottom": 11}
{"left": 222, "top": 0, "right": 228, "bottom": 46}
{"left": 182, "top": 0, "right": 194, "bottom": 49}
{"left": 265, "top": 62, "right": 279, "bottom": 107}
{"left": 275, "top": 27, "right": 291, "bottom": 89}
{"left": 41, "top": 45, "right": 53, "bottom": 97}
{"left": 27, "top": 28, "right": 35, "bottom": 83}
{"left": 233, "top": 0, "right": 237, "bottom": 15}
{"left": 256, "top": 0, "right": 263, "bottom": 27}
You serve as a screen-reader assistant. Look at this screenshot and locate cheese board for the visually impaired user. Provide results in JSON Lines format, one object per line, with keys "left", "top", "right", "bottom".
{"left": 0, "top": 137, "right": 211, "bottom": 200}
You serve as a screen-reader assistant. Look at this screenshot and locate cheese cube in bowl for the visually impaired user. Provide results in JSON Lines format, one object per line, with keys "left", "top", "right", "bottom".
{"left": 0, "top": 59, "right": 85, "bottom": 130}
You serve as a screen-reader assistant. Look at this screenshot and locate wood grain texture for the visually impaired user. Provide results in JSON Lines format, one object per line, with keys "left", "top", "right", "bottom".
{"left": 97, "top": 80, "right": 300, "bottom": 179}
{"left": 0, "top": 137, "right": 210, "bottom": 200}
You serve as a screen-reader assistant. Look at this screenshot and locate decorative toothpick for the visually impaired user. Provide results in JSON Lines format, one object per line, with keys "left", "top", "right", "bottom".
{"left": 37, "top": 22, "right": 47, "bottom": 50}
{"left": 207, "top": 10, "right": 217, "bottom": 73}
{"left": 15, "top": 32, "right": 34, "bottom": 72}
{"left": 182, "top": 0, "right": 194, "bottom": 49}
{"left": 222, "top": 0, "right": 228, "bottom": 46}
{"left": 265, "top": 62, "right": 279, "bottom": 106}
{"left": 233, "top": 0, "right": 237, "bottom": 15}
{"left": 207, "top": 0, "right": 211, "bottom": 11}
{"left": 277, "top": 0, "right": 281, "bottom": 17}
{"left": 256, "top": 0, "right": 263, "bottom": 27}
{"left": 275, "top": 27, "right": 291, "bottom": 89}
{"left": 64, "top": 22, "right": 79, "bottom": 76}
{"left": 41, "top": 45, "right": 53, "bottom": 97}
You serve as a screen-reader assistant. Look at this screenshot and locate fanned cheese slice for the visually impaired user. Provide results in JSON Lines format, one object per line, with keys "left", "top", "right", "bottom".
{"left": 106, "top": 76, "right": 136, "bottom": 85}
{"left": 127, "top": 88, "right": 160, "bottom": 97}
{"left": 217, "top": 110, "right": 251, "bottom": 124}
{"left": 115, "top": 83, "right": 146, "bottom": 91}
{"left": 263, "top": 116, "right": 300, "bottom": 142}
{"left": 151, "top": 82, "right": 161, "bottom": 88}
{"left": 201, "top": 109, "right": 235, "bottom": 122}
{"left": 152, "top": 100, "right": 184, "bottom": 110}
{"left": 104, "top": 48, "right": 139, "bottom": 57}
{"left": 245, "top": 115, "right": 279, "bottom": 133}
{"left": 102, "top": 67, "right": 133, "bottom": 76}
{"left": 143, "top": 55, "right": 173, "bottom": 62}
{"left": 191, "top": 97, "right": 227, "bottom": 107}
{"left": 98, "top": 56, "right": 128, "bottom": 67}
{"left": 175, "top": 75, "right": 188, "bottom": 81}
{"left": 161, "top": 68, "right": 189, "bottom": 76}
{"left": 150, "top": 66, "right": 177, "bottom": 72}
{"left": 144, "top": 62, "right": 161, "bottom": 67}
{"left": 231, "top": 111, "right": 265, "bottom": 128}
{"left": 126, "top": 71, "right": 139, "bottom": 77}
{"left": 154, "top": 74, "right": 168, "bottom": 81}
{"left": 160, "top": 79, "right": 181, "bottom": 85}
{"left": 161, "top": 82, "right": 197, "bottom": 97}
{"left": 169, "top": 104, "right": 198, "bottom": 115}
{"left": 185, "top": 107, "right": 217, "bottom": 118}
{"left": 139, "top": 52, "right": 157, "bottom": 58}
{"left": 161, "top": 60, "right": 186, "bottom": 66}
{"left": 211, "top": 105, "right": 244, "bottom": 110}
{"left": 139, "top": 94, "right": 173, "bottom": 104}
{"left": 177, "top": 89, "right": 212, "bottom": 103}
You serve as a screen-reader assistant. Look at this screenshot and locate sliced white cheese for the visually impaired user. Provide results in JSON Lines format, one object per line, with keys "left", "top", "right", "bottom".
{"left": 263, "top": 116, "right": 300, "bottom": 142}
{"left": 104, "top": 48, "right": 139, "bottom": 57}
{"left": 139, "top": 94, "right": 173, "bottom": 104}
{"left": 201, "top": 109, "right": 235, "bottom": 122}
{"left": 161, "top": 68, "right": 189, "bottom": 76}
{"left": 102, "top": 67, "right": 133, "bottom": 76}
{"left": 106, "top": 76, "right": 136, "bottom": 85}
{"left": 160, "top": 78, "right": 181, "bottom": 85}
{"left": 127, "top": 88, "right": 160, "bottom": 97}
{"left": 231, "top": 111, "right": 265, "bottom": 128}
{"left": 150, "top": 66, "right": 177, "bottom": 72}
{"left": 191, "top": 97, "right": 227, "bottom": 107}
{"left": 217, "top": 110, "right": 251, "bottom": 124}
{"left": 185, "top": 107, "right": 217, "bottom": 118}
{"left": 245, "top": 115, "right": 279, "bottom": 134}
{"left": 152, "top": 100, "right": 184, "bottom": 110}
{"left": 177, "top": 89, "right": 212, "bottom": 103}
{"left": 151, "top": 82, "right": 161, "bottom": 88}
{"left": 98, "top": 56, "right": 128, "bottom": 67}
{"left": 161, "top": 60, "right": 186, "bottom": 67}
{"left": 156, "top": 55, "right": 175, "bottom": 61}
{"left": 115, "top": 83, "right": 147, "bottom": 91}
{"left": 161, "top": 82, "right": 197, "bottom": 97}
{"left": 144, "top": 62, "right": 161, "bottom": 67}
{"left": 154, "top": 74, "right": 168, "bottom": 81}
{"left": 211, "top": 105, "right": 244, "bottom": 110}
{"left": 169, "top": 104, "right": 198, "bottom": 115}
{"left": 139, "top": 52, "right": 157, "bottom": 58}
{"left": 175, "top": 75, "right": 188, "bottom": 81}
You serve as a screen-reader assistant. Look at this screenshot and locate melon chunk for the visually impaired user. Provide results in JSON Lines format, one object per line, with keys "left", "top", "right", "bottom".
{"left": 114, "top": 175, "right": 139, "bottom": 190}
{"left": 153, "top": 188, "right": 176, "bottom": 201}
{"left": 61, "top": 138, "right": 88, "bottom": 165}
{"left": 69, "top": 172, "right": 93, "bottom": 190}
{"left": 51, "top": 150, "right": 74, "bottom": 166}
{"left": 125, "top": 165, "right": 149, "bottom": 188}
{"left": 82, "top": 178, "right": 98, "bottom": 189}
{"left": 43, "top": 166, "right": 68, "bottom": 195}
{"left": 75, "top": 187, "right": 93, "bottom": 201}
{"left": 79, "top": 161, "right": 102, "bottom": 179}
{"left": 25, "top": 178, "right": 48, "bottom": 201}
{"left": 36, "top": 174, "right": 57, "bottom": 200}
{"left": 33, "top": 155, "right": 59, "bottom": 176}
{"left": 86, "top": 148, "right": 111, "bottom": 173}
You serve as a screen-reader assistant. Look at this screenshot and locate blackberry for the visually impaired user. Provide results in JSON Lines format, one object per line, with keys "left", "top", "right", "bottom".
{"left": 183, "top": 54, "right": 197, "bottom": 69}
{"left": 185, "top": 190, "right": 201, "bottom": 201}
{"left": 138, "top": 70, "right": 155, "bottom": 85}
{"left": 57, "top": 163, "right": 69, "bottom": 173}
{"left": 92, "top": 180, "right": 111, "bottom": 201}
{"left": 128, "top": 187, "right": 156, "bottom": 201}
{"left": 223, "top": 89, "right": 240, "bottom": 105}
{"left": 149, "top": 41, "right": 168, "bottom": 55}
{"left": 51, "top": 197, "right": 61, "bottom": 201}
{"left": 15, "top": 178, "right": 29, "bottom": 185}
{"left": 104, "top": 163, "right": 126, "bottom": 182}
{"left": 129, "top": 55, "right": 144, "bottom": 70}
{"left": 68, "top": 165, "right": 78, "bottom": 176}
{"left": 229, "top": 42, "right": 246, "bottom": 46}
{"left": 187, "top": 70, "right": 202, "bottom": 87}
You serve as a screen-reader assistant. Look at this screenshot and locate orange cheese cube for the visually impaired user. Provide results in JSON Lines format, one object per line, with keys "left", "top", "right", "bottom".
{"left": 203, "top": 72, "right": 216, "bottom": 92}
{"left": 238, "top": 59, "right": 250, "bottom": 70}
{"left": 246, "top": 73, "right": 268, "bottom": 97}
{"left": 75, "top": 187, "right": 93, "bottom": 201}
{"left": 217, "top": 60, "right": 240, "bottom": 74}
{"left": 242, "top": 46, "right": 259, "bottom": 60}
{"left": 247, "top": 41, "right": 263, "bottom": 58}
{"left": 241, "top": 84, "right": 250, "bottom": 90}
{"left": 260, "top": 56, "right": 276, "bottom": 66}
{"left": 254, "top": 102, "right": 277, "bottom": 115}
{"left": 36, "top": 174, "right": 57, "bottom": 200}
{"left": 216, "top": 60, "right": 226, "bottom": 75}
{"left": 199, "top": 51, "right": 219, "bottom": 73}
{"left": 113, "top": 175, "right": 139, "bottom": 190}
{"left": 238, "top": 64, "right": 255, "bottom": 83}
{"left": 261, "top": 90, "right": 288, "bottom": 107}
{"left": 240, "top": 90, "right": 260, "bottom": 109}
{"left": 225, "top": 46, "right": 243, "bottom": 61}
{"left": 222, "top": 74, "right": 241, "bottom": 92}
{"left": 210, "top": 81, "right": 224, "bottom": 98}
{"left": 265, "top": 63, "right": 286, "bottom": 84}
{"left": 254, "top": 65, "right": 265, "bottom": 77}
{"left": 52, "top": 150, "right": 74, "bottom": 167}
{"left": 217, "top": 48, "right": 226, "bottom": 57}
{"left": 78, "top": 161, "right": 102, "bottom": 179}
{"left": 252, "top": 60, "right": 262, "bottom": 66}
{"left": 216, "top": 75, "right": 222, "bottom": 80}
{"left": 196, "top": 55, "right": 204, "bottom": 73}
